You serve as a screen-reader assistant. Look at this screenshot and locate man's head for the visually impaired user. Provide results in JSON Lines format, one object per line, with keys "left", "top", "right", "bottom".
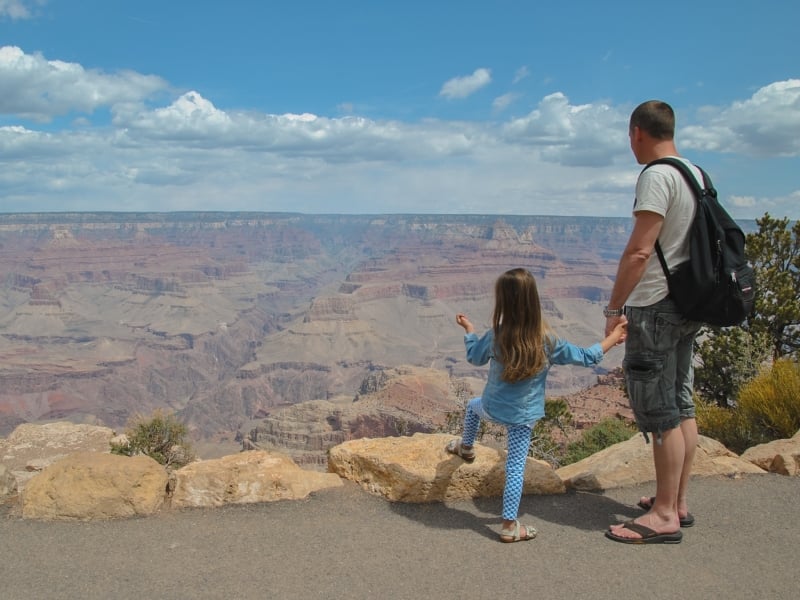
{"left": 629, "top": 100, "right": 677, "bottom": 164}
{"left": 629, "top": 100, "right": 675, "bottom": 139}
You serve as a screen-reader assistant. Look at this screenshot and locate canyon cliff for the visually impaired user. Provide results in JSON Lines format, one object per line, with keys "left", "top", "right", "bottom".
{"left": 0, "top": 212, "right": 631, "bottom": 455}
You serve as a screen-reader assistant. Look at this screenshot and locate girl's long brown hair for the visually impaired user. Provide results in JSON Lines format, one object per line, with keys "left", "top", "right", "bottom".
{"left": 492, "top": 268, "right": 551, "bottom": 383}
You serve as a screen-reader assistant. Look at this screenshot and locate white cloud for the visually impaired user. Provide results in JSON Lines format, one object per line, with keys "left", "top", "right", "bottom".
{"left": 503, "top": 92, "right": 628, "bottom": 166}
{"left": 725, "top": 190, "right": 800, "bottom": 220}
{"left": 492, "top": 93, "right": 519, "bottom": 113}
{"left": 728, "top": 195, "right": 756, "bottom": 208}
{"left": 682, "top": 79, "right": 800, "bottom": 157}
{"left": 108, "top": 90, "right": 483, "bottom": 162}
{"left": 513, "top": 66, "right": 529, "bottom": 84}
{"left": 439, "top": 68, "right": 491, "bottom": 99}
{"left": 0, "top": 46, "right": 167, "bottom": 121}
{"left": 0, "top": 47, "right": 797, "bottom": 219}
{"left": 113, "top": 91, "right": 233, "bottom": 140}
{"left": 0, "top": 0, "right": 42, "bottom": 20}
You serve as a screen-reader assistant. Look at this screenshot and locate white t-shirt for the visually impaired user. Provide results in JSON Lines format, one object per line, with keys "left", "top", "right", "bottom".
{"left": 625, "top": 157, "right": 702, "bottom": 307}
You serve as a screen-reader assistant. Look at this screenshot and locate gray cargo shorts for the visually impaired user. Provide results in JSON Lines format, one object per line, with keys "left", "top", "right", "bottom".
{"left": 623, "top": 297, "right": 702, "bottom": 442}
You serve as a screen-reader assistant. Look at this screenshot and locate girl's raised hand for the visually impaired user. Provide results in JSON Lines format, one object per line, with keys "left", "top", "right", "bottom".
{"left": 455, "top": 313, "right": 474, "bottom": 333}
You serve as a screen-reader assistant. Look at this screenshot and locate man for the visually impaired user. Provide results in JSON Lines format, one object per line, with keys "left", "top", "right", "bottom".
{"left": 604, "top": 100, "right": 702, "bottom": 544}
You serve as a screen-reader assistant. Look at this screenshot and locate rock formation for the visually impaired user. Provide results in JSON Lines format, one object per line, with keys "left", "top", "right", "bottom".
{"left": 740, "top": 430, "right": 800, "bottom": 476}
{"left": 0, "top": 213, "right": 630, "bottom": 447}
{"left": 327, "top": 432, "right": 566, "bottom": 502}
{"left": 0, "top": 422, "right": 116, "bottom": 492}
{"left": 3, "top": 422, "right": 797, "bottom": 521}
{"left": 556, "top": 433, "right": 767, "bottom": 491}
{"left": 170, "top": 450, "right": 342, "bottom": 509}
{"left": 22, "top": 452, "right": 168, "bottom": 520}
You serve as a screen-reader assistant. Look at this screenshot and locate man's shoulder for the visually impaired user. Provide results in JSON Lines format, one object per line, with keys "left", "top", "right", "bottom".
{"left": 640, "top": 157, "right": 702, "bottom": 185}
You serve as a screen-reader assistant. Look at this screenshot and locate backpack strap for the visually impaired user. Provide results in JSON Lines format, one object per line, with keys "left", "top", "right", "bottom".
{"left": 639, "top": 158, "right": 713, "bottom": 278}
{"left": 646, "top": 157, "right": 714, "bottom": 199}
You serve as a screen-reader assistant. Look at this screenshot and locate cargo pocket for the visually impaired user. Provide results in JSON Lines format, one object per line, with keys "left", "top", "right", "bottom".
{"left": 623, "top": 353, "right": 664, "bottom": 433}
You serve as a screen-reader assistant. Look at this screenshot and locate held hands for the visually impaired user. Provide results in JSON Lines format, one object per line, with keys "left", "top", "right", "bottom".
{"left": 605, "top": 315, "right": 628, "bottom": 346}
{"left": 455, "top": 313, "right": 475, "bottom": 334}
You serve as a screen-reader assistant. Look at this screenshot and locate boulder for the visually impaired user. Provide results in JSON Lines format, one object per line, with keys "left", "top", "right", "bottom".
{"left": 0, "top": 422, "right": 115, "bottom": 494}
{"left": 22, "top": 452, "right": 167, "bottom": 520}
{"left": 170, "top": 450, "right": 343, "bottom": 508}
{"left": 557, "top": 433, "right": 767, "bottom": 491}
{"left": 740, "top": 430, "right": 800, "bottom": 476}
{"left": 327, "top": 432, "right": 565, "bottom": 502}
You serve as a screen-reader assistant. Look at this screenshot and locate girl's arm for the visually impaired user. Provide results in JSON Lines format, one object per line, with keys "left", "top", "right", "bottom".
{"left": 456, "top": 313, "right": 475, "bottom": 334}
{"left": 549, "top": 316, "right": 627, "bottom": 367}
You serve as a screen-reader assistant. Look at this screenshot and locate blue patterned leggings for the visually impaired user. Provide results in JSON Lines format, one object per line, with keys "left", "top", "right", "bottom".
{"left": 462, "top": 398, "right": 534, "bottom": 521}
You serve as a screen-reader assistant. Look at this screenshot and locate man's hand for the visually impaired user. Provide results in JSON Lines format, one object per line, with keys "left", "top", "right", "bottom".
{"left": 605, "top": 314, "right": 627, "bottom": 341}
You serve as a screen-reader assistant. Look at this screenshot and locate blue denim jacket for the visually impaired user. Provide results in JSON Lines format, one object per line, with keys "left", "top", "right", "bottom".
{"left": 464, "top": 330, "right": 604, "bottom": 426}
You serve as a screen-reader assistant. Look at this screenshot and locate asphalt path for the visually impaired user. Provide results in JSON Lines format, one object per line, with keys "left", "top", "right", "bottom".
{"left": 1, "top": 473, "right": 797, "bottom": 600}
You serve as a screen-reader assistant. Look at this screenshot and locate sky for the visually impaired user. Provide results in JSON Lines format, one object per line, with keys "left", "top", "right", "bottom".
{"left": 0, "top": 0, "right": 798, "bottom": 219}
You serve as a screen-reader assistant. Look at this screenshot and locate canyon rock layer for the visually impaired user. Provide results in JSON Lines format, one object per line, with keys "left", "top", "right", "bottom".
{"left": 0, "top": 212, "right": 631, "bottom": 456}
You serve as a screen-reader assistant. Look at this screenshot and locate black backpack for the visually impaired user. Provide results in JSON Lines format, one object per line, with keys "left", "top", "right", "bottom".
{"left": 642, "top": 157, "right": 756, "bottom": 327}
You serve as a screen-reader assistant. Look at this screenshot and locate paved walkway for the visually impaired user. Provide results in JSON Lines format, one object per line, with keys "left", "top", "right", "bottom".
{"left": 1, "top": 473, "right": 797, "bottom": 600}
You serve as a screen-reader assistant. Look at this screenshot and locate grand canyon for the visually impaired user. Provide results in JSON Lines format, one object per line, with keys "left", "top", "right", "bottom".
{"left": 0, "top": 212, "right": 633, "bottom": 464}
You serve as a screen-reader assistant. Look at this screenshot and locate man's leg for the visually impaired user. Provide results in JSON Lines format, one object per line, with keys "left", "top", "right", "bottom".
{"left": 639, "top": 417, "right": 697, "bottom": 518}
{"left": 677, "top": 417, "right": 697, "bottom": 514}
{"left": 610, "top": 427, "right": 683, "bottom": 538}
{"left": 673, "top": 317, "right": 700, "bottom": 515}
{"left": 612, "top": 300, "right": 687, "bottom": 538}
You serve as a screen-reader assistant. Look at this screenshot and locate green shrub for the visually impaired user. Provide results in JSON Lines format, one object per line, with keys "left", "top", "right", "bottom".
{"left": 561, "top": 417, "right": 637, "bottom": 465}
{"left": 697, "top": 359, "right": 800, "bottom": 453}
{"left": 738, "top": 358, "right": 800, "bottom": 439}
{"left": 111, "top": 409, "right": 195, "bottom": 468}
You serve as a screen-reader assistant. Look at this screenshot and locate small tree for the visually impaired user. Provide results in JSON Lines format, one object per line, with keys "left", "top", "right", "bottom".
{"left": 529, "top": 398, "right": 573, "bottom": 467}
{"left": 694, "top": 326, "right": 771, "bottom": 406}
{"left": 111, "top": 409, "right": 195, "bottom": 468}
{"left": 745, "top": 214, "right": 800, "bottom": 359}
{"left": 694, "top": 213, "right": 799, "bottom": 405}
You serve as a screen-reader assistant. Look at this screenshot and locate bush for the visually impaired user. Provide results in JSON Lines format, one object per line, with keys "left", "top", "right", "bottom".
{"left": 529, "top": 398, "right": 573, "bottom": 467}
{"left": 697, "top": 359, "right": 800, "bottom": 453}
{"left": 738, "top": 359, "right": 800, "bottom": 439}
{"left": 561, "top": 417, "right": 638, "bottom": 465}
{"left": 111, "top": 409, "right": 195, "bottom": 468}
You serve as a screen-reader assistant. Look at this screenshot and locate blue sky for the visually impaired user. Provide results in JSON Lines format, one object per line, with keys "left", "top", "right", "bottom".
{"left": 1, "top": 0, "right": 798, "bottom": 218}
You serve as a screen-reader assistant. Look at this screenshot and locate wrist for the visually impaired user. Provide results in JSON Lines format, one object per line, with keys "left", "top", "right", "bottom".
{"left": 603, "top": 305, "right": 625, "bottom": 318}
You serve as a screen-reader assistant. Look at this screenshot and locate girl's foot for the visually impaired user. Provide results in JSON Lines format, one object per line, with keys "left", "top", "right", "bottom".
{"left": 499, "top": 519, "right": 537, "bottom": 543}
{"left": 445, "top": 439, "right": 475, "bottom": 462}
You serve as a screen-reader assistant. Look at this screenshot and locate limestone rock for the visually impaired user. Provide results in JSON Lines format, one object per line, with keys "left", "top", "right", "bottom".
{"left": 0, "top": 462, "right": 16, "bottom": 498}
{"left": 557, "top": 433, "right": 767, "bottom": 491}
{"left": 22, "top": 452, "right": 167, "bottom": 520}
{"left": 740, "top": 430, "right": 800, "bottom": 476}
{"left": 327, "top": 432, "right": 565, "bottom": 502}
{"left": 170, "top": 450, "right": 343, "bottom": 508}
{"left": 0, "top": 421, "right": 115, "bottom": 493}
{"left": 244, "top": 366, "right": 454, "bottom": 468}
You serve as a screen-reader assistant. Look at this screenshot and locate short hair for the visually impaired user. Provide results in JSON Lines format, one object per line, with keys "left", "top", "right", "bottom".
{"left": 629, "top": 100, "right": 675, "bottom": 140}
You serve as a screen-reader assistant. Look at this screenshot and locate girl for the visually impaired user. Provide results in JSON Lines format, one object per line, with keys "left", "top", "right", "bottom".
{"left": 448, "top": 268, "right": 627, "bottom": 543}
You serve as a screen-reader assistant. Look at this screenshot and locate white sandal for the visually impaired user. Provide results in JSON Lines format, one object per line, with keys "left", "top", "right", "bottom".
{"left": 499, "top": 519, "right": 538, "bottom": 543}
{"left": 445, "top": 439, "right": 475, "bottom": 462}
